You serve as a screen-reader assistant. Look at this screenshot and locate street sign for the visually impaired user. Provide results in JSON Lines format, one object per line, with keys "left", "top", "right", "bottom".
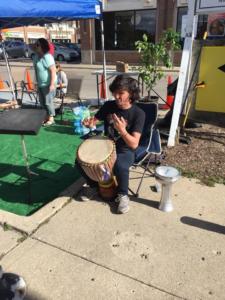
{"left": 196, "top": 46, "right": 225, "bottom": 113}
{"left": 196, "top": 0, "right": 225, "bottom": 14}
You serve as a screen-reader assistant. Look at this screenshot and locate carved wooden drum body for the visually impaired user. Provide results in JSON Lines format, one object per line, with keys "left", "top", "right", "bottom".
{"left": 77, "top": 136, "right": 117, "bottom": 182}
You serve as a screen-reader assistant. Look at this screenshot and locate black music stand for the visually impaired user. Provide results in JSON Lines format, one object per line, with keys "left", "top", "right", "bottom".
{"left": 0, "top": 108, "right": 46, "bottom": 203}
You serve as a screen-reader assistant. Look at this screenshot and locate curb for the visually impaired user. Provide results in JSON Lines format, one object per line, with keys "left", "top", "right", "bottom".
{"left": 0, "top": 177, "right": 85, "bottom": 235}
{"left": 0, "top": 61, "right": 180, "bottom": 72}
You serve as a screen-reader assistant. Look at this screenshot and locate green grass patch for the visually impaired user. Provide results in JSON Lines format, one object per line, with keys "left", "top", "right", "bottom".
{"left": 0, "top": 110, "right": 82, "bottom": 216}
{"left": 178, "top": 167, "right": 225, "bottom": 187}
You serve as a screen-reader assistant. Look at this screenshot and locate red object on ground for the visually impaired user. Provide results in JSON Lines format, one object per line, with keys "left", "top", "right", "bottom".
{"left": 161, "top": 75, "right": 174, "bottom": 110}
{"left": 49, "top": 42, "right": 55, "bottom": 56}
{"left": 0, "top": 76, "right": 4, "bottom": 89}
{"left": 100, "top": 74, "right": 106, "bottom": 99}
{"left": 26, "top": 70, "right": 34, "bottom": 90}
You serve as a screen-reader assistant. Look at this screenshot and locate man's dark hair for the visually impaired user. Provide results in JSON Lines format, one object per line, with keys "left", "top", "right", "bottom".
{"left": 109, "top": 75, "right": 140, "bottom": 103}
{"left": 37, "top": 38, "right": 50, "bottom": 54}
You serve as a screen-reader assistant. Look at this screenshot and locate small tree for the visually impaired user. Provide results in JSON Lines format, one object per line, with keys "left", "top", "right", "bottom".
{"left": 135, "top": 29, "right": 180, "bottom": 99}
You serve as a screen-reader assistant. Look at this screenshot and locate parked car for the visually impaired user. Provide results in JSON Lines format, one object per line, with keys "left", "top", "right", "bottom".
{"left": 64, "top": 43, "right": 81, "bottom": 56}
{"left": 28, "top": 43, "right": 79, "bottom": 62}
{"left": 54, "top": 44, "right": 79, "bottom": 61}
{"left": 3, "top": 41, "right": 29, "bottom": 58}
{"left": 0, "top": 45, "right": 3, "bottom": 59}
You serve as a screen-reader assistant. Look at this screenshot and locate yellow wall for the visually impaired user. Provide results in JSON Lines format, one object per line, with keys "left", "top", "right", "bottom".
{"left": 196, "top": 46, "right": 225, "bottom": 113}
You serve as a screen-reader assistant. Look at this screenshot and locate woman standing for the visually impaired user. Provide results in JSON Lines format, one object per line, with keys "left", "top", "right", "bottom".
{"left": 33, "top": 38, "right": 56, "bottom": 125}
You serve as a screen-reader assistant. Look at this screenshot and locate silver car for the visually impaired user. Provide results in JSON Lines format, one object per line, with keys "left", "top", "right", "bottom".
{"left": 54, "top": 44, "right": 79, "bottom": 61}
{"left": 3, "top": 41, "right": 29, "bottom": 58}
{"left": 0, "top": 45, "right": 4, "bottom": 59}
{"left": 28, "top": 43, "right": 79, "bottom": 62}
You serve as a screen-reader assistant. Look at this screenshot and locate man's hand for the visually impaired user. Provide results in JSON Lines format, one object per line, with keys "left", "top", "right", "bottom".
{"left": 112, "top": 114, "right": 127, "bottom": 135}
{"left": 49, "top": 84, "right": 55, "bottom": 92}
{"left": 82, "top": 116, "right": 97, "bottom": 128}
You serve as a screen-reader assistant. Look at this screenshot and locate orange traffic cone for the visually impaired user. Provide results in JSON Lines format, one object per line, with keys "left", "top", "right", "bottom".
{"left": 0, "top": 76, "right": 4, "bottom": 89}
{"left": 161, "top": 75, "right": 174, "bottom": 110}
{"left": 100, "top": 74, "right": 106, "bottom": 99}
{"left": 26, "top": 69, "right": 34, "bottom": 90}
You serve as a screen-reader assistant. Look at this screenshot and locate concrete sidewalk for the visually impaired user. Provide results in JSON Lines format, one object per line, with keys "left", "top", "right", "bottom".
{"left": 0, "top": 170, "right": 225, "bottom": 300}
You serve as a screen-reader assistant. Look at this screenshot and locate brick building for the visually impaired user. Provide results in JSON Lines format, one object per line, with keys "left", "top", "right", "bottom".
{"left": 80, "top": 0, "right": 200, "bottom": 65}
{"left": 1, "top": 22, "right": 80, "bottom": 44}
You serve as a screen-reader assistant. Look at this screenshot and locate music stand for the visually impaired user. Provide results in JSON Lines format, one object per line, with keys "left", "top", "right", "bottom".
{"left": 0, "top": 108, "right": 46, "bottom": 203}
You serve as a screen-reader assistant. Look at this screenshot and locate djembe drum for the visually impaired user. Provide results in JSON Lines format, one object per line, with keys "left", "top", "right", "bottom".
{"left": 155, "top": 166, "right": 180, "bottom": 212}
{"left": 77, "top": 136, "right": 117, "bottom": 200}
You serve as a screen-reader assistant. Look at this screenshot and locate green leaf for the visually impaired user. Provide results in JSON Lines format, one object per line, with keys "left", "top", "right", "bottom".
{"left": 135, "top": 29, "right": 180, "bottom": 94}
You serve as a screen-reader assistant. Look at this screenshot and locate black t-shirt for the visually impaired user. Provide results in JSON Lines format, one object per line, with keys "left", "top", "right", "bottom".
{"left": 95, "top": 100, "right": 145, "bottom": 151}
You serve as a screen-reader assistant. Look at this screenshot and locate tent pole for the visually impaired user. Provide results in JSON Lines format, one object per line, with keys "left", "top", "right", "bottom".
{"left": 0, "top": 39, "right": 17, "bottom": 101}
{"left": 100, "top": 1, "right": 108, "bottom": 102}
{"left": 167, "top": 0, "right": 196, "bottom": 147}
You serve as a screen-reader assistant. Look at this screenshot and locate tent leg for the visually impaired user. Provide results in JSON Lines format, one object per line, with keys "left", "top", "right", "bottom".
{"left": 0, "top": 41, "right": 17, "bottom": 101}
{"left": 100, "top": 18, "right": 108, "bottom": 100}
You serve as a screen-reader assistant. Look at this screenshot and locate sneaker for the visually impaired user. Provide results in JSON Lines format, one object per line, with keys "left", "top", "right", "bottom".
{"left": 43, "top": 120, "right": 55, "bottom": 126}
{"left": 115, "top": 194, "right": 130, "bottom": 214}
{"left": 79, "top": 184, "right": 98, "bottom": 201}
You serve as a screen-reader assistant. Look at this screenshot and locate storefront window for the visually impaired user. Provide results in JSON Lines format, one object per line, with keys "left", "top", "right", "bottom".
{"left": 95, "top": 9, "right": 156, "bottom": 50}
{"left": 28, "top": 39, "right": 38, "bottom": 44}
{"left": 52, "top": 39, "right": 71, "bottom": 43}
{"left": 177, "top": 7, "right": 188, "bottom": 34}
{"left": 135, "top": 10, "right": 156, "bottom": 43}
{"left": 177, "top": 6, "right": 208, "bottom": 42}
{"left": 197, "top": 15, "right": 208, "bottom": 39}
{"left": 115, "top": 11, "right": 134, "bottom": 50}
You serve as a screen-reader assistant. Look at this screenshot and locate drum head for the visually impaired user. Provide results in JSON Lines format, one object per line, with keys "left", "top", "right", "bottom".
{"left": 155, "top": 166, "right": 180, "bottom": 179}
{"left": 78, "top": 136, "right": 114, "bottom": 164}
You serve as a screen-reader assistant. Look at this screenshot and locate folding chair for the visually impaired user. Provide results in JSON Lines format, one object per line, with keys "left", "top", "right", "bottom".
{"left": 0, "top": 78, "right": 14, "bottom": 97}
{"left": 20, "top": 67, "right": 39, "bottom": 106}
{"left": 0, "top": 75, "right": 20, "bottom": 101}
{"left": 54, "top": 85, "right": 66, "bottom": 121}
{"left": 129, "top": 102, "right": 162, "bottom": 197}
{"left": 66, "top": 77, "right": 83, "bottom": 106}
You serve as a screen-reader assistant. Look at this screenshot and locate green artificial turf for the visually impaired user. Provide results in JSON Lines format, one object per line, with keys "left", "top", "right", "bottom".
{"left": 0, "top": 110, "right": 82, "bottom": 216}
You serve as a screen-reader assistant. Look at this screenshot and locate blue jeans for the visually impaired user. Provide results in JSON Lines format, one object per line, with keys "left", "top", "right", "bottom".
{"left": 76, "top": 149, "right": 135, "bottom": 196}
{"left": 113, "top": 149, "right": 135, "bottom": 195}
{"left": 38, "top": 86, "right": 56, "bottom": 117}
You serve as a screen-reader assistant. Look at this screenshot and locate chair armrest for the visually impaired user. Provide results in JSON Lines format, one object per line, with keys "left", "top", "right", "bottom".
{"left": 14, "top": 80, "right": 23, "bottom": 91}
{"left": 20, "top": 80, "right": 37, "bottom": 92}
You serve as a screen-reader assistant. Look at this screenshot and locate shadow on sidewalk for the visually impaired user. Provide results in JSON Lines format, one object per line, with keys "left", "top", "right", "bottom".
{"left": 102, "top": 196, "right": 159, "bottom": 214}
{"left": 74, "top": 184, "right": 159, "bottom": 214}
{"left": 25, "top": 291, "right": 45, "bottom": 300}
{"left": 130, "top": 196, "right": 159, "bottom": 209}
{"left": 181, "top": 216, "right": 225, "bottom": 235}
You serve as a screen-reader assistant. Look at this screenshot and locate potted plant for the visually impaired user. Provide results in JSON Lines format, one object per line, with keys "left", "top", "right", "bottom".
{"left": 135, "top": 28, "right": 181, "bottom": 101}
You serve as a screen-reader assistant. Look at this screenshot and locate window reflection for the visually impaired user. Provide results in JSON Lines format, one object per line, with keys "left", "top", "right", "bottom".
{"left": 177, "top": 7, "right": 188, "bottom": 34}
{"left": 95, "top": 9, "right": 156, "bottom": 50}
{"left": 135, "top": 10, "right": 156, "bottom": 42}
{"left": 115, "top": 11, "right": 134, "bottom": 50}
{"left": 177, "top": 6, "right": 208, "bottom": 47}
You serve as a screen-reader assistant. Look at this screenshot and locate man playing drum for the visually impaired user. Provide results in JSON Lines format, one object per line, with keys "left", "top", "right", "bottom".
{"left": 78, "top": 75, "right": 145, "bottom": 214}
